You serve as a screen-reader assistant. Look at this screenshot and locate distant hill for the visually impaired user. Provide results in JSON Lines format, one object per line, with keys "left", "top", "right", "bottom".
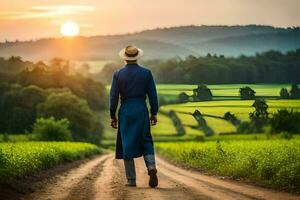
{"left": 0, "top": 25, "right": 299, "bottom": 61}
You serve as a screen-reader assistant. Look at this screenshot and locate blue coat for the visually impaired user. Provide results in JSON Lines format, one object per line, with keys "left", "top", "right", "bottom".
{"left": 110, "top": 63, "right": 158, "bottom": 159}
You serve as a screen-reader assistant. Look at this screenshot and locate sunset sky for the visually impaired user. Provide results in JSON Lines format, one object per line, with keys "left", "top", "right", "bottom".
{"left": 1, "top": 0, "right": 299, "bottom": 41}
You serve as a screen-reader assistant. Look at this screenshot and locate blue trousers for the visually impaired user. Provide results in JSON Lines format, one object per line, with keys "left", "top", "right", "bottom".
{"left": 124, "top": 154, "right": 156, "bottom": 181}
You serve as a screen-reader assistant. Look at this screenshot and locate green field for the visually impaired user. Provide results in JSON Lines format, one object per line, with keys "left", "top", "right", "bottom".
{"left": 0, "top": 142, "right": 101, "bottom": 183}
{"left": 156, "top": 139, "right": 300, "bottom": 191}
{"left": 157, "top": 84, "right": 293, "bottom": 100}
{"left": 102, "top": 83, "right": 300, "bottom": 192}
{"left": 158, "top": 99, "right": 300, "bottom": 135}
{"left": 161, "top": 99, "right": 300, "bottom": 120}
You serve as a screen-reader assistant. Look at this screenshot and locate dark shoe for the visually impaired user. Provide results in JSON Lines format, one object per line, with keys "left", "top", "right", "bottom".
{"left": 148, "top": 169, "right": 158, "bottom": 188}
{"left": 125, "top": 179, "right": 136, "bottom": 187}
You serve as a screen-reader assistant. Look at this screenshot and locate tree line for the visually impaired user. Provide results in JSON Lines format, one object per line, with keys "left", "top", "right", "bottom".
{"left": 0, "top": 58, "right": 107, "bottom": 144}
{"left": 98, "top": 49, "right": 300, "bottom": 84}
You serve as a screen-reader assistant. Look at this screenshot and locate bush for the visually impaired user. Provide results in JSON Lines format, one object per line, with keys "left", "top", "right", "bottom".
{"left": 290, "top": 84, "right": 300, "bottom": 99}
{"left": 239, "top": 86, "right": 256, "bottom": 100}
{"left": 37, "top": 91, "right": 103, "bottom": 144}
{"left": 280, "top": 88, "right": 290, "bottom": 99}
{"left": 192, "top": 85, "right": 212, "bottom": 101}
{"left": 32, "top": 117, "right": 72, "bottom": 141}
{"left": 178, "top": 92, "right": 190, "bottom": 103}
{"left": 270, "top": 109, "right": 300, "bottom": 133}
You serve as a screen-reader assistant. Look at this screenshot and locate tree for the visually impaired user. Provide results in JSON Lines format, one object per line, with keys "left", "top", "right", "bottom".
{"left": 178, "top": 92, "right": 190, "bottom": 103}
{"left": 192, "top": 84, "right": 212, "bottom": 101}
{"left": 290, "top": 84, "right": 300, "bottom": 99}
{"left": 239, "top": 87, "right": 256, "bottom": 100}
{"left": 37, "top": 91, "right": 102, "bottom": 143}
{"left": 270, "top": 109, "right": 300, "bottom": 133}
{"left": 224, "top": 112, "right": 241, "bottom": 126}
{"left": 0, "top": 83, "right": 45, "bottom": 133}
{"left": 280, "top": 88, "right": 290, "bottom": 99}
{"left": 249, "top": 99, "right": 269, "bottom": 132}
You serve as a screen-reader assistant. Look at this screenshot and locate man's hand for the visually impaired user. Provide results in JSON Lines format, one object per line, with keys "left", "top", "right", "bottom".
{"left": 150, "top": 115, "right": 157, "bottom": 126}
{"left": 111, "top": 118, "right": 118, "bottom": 129}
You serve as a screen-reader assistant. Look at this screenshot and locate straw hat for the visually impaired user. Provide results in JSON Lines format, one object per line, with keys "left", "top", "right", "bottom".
{"left": 119, "top": 45, "right": 144, "bottom": 61}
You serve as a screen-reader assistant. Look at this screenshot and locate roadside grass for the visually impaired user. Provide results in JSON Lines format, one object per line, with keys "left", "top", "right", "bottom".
{"left": 0, "top": 142, "right": 101, "bottom": 183}
{"left": 156, "top": 139, "right": 300, "bottom": 192}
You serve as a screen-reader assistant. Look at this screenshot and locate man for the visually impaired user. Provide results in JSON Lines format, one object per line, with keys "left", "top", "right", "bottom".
{"left": 110, "top": 45, "right": 159, "bottom": 188}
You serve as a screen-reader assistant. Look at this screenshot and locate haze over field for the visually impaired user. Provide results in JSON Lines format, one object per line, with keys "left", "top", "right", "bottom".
{"left": 0, "top": 25, "right": 299, "bottom": 60}
{"left": 1, "top": 0, "right": 299, "bottom": 60}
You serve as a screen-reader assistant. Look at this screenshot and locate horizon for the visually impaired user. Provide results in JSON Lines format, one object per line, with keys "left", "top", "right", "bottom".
{"left": 1, "top": 24, "right": 299, "bottom": 43}
{"left": 1, "top": 0, "right": 300, "bottom": 42}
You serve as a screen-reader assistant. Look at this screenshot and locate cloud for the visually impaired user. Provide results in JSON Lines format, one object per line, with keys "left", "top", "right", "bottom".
{"left": 0, "top": 5, "right": 95, "bottom": 19}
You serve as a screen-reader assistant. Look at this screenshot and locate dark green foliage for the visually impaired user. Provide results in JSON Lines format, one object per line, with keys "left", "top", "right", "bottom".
{"left": 178, "top": 92, "right": 189, "bottom": 103}
{"left": 224, "top": 112, "right": 241, "bottom": 126}
{"left": 280, "top": 132, "right": 293, "bottom": 140}
{"left": 192, "top": 85, "right": 212, "bottom": 101}
{"left": 239, "top": 87, "right": 256, "bottom": 100}
{"left": 192, "top": 110, "right": 214, "bottom": 136}
{"left": 290, "top": 83, "right": 300, "bottom": 99}
{"left": 168, "top": 111, "right": 185, "bottom": 136}
{"left": 280, "top": 88, "right": 290, "bottom": 99}
{"left": 0, "top": 83, "right": 47, "bottom": 133}
{"left": 237, "top": 121, "right": 253, "bottom": 134}
{"left": 32, "top": 117, "right": 72, "bottom": 141}
{"left": 0, "top": 57, "right": 106, "bottom": 110}
{"left": 15, "top": 61, "right": 106, "bottom": 110}
{"left": 249, "top": 99, "right": 269, "bottom": 132}
{"left": 150, "top": 49, "right": 300, "bottom": 84}
{"left": 100, "top": 49, "right": 300, "bottom": 84}
{"left": 270, "top": 109, "right": 300, "bottom": 133}
{"left": 37, "top": 91, "right": 102, "bottom": 144}
{"left": 0, "top": 56, "right": 33, "bottom": 74}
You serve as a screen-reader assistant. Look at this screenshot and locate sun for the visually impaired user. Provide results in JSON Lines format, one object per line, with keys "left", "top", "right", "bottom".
{"left": 60, "top": 21, "right": 80, "bottom": 37}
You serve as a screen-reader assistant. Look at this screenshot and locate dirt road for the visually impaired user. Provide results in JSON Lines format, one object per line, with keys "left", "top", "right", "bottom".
{"left": 19, "top": 153, "right": 299, "bottom": 200}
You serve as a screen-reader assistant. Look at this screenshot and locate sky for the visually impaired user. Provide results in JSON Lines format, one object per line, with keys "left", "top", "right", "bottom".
{"left": 0, "top": 0, "right": 299, "bottom": 41}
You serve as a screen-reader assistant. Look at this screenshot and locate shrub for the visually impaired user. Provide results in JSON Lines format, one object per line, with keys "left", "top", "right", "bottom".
{"left": 192, "top": 84, "right": 212, "bottom": 101}
{"left": 178, "top": 92, "right": 190, "bottom": 103}
{"left": 280, "top": 88, "right": 290, "bottom": 99}
{"left": 168, "top": 110, "right": 185, "bottom": 136}
{"left": 270, "top": 109, "right": 300, "bottom": 133}
{"left": 37, "top": 91, "right": 103, "bottom": 144}
{"left": 249, "top": 99, "right": 269, "bottom": 132}
{"left": 290, "top": 83, "right": 300, "bottom": 99}
{"left": 239, "top": 86, "right": 256, "bottom": 100}
{"left": 32, "top": 117, "right": 72, "bottom": 141}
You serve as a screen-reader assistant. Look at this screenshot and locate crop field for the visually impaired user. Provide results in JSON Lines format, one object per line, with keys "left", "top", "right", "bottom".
{"left": 152, "top": 113, "right": 177, "bottom": 135}
{"left": 161, "top": 99, "right": 300, "bottom": 121}
{"left": 156, "top": 139, "right": 300, "bottom": 191}
{"left": 157, "top": 84, "right": 293, "bottom": 100}
{"left": 0, "top": 142, "right": 101, "bottom": 183}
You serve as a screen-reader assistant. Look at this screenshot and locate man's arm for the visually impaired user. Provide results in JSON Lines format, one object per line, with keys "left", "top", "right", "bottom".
{"left": 110, "top": 72, "right": 120, "bottom": 122}
{"left": 147, "top": 71, "right": 158, "bottom": 125}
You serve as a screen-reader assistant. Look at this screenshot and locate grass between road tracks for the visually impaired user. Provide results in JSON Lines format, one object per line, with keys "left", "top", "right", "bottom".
{"left": 156, "top": 139, "right": 300, "bottom": 192}
{"left": 0, "top": 142, "right": 101, "bottom": 184}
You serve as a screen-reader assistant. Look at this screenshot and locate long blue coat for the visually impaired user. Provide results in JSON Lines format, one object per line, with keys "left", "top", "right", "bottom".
{"left": 110, "top": 63, "right": 158, "bottom": 159}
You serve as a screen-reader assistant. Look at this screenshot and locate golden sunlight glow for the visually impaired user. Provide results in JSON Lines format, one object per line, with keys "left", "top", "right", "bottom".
{"left": 60, "top": 21, "right": 80, "bottom": 37}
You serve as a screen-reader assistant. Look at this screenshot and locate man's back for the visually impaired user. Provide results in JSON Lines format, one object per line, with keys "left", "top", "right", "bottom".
{"left": 115, "top": 63, "right": 152, "bottom": 99}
